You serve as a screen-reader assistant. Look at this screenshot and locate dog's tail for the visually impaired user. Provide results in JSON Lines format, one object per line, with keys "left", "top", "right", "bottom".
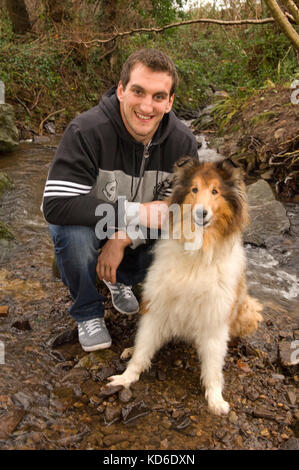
{"left": 229, "top": 295, "right": 263, "bottom": 338}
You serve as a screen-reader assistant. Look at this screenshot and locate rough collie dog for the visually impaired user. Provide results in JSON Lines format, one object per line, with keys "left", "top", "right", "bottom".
{"left": 108, "top": 156, "right": 263, "bottom": 415}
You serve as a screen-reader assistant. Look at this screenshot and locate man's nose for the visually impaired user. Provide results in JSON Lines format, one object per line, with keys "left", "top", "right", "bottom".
{"left": 139, "top": 96, "right": 154, "bottom": 113}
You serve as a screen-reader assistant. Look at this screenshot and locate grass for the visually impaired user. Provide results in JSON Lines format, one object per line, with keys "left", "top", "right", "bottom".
{"left": 0, "top": 6, "right": 298, "bottom": 131}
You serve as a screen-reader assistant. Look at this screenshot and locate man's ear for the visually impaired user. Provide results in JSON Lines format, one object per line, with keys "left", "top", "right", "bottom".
{"left": 165, "top": 93, "right": 174, "bottom": 113}
{"left": 116, "top": 81, "right": 124, "bottom": 102}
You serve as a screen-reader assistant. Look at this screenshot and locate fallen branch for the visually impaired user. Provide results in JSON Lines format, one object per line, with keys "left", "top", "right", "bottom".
{"left": 66, "top": 16, "right": 289, "bottom": 48}
{"left": 39, "top": 108, "right": 65, "bottom": 135}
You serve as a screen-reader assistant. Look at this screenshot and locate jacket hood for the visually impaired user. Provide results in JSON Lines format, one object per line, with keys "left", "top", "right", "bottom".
{"left": 99, "top": 86, "right": 177, "bottom": 146}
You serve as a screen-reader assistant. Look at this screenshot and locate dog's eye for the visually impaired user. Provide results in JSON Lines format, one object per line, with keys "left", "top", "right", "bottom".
{"left": 212, "top": 189, "right": 218, "bottom": 195}
{"left": 192, "top": 187, "right": 198, "bottom": 194}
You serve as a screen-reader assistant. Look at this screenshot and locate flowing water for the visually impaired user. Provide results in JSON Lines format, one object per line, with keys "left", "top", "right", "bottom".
{"left": 0, "top": 139, "right": 298, "bottom": 450}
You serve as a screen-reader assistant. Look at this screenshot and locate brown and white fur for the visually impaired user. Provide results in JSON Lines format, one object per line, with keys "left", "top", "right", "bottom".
{"left": 108, "top": 156, "right": 263, "bottom": 415}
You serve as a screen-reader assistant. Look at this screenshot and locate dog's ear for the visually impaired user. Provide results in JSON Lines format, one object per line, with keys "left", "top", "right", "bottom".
{"left": 216, "top": 157, "right": 239, "bottom": 172}
{"left": 173, "top": 156, "right": 199, "bottom": 174}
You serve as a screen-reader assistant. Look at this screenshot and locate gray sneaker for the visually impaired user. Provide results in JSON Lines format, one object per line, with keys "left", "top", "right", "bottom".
{"left": 103, "top": 280, "right": 139, "bottom": 315}
{"left": 78, "top": 317, "right": 112, "bottom": 352}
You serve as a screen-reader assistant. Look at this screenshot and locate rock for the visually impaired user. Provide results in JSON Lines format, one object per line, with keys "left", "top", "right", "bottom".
{"left": 0, "top": 409, "right": 25, "bottom": 439}
{"left": 61, "top": 367, "right": 90, "bottom": 384}
{"left": 11, "top": 319, "right": 31, "bottom": 331}
{"left": 99, "top": 384, "right": 123, "bottom": 398}
{"left": 121, "top": 400, "right": 150, "bottom": 423}
{"left": 75, "top": 349, "right": 116, "bottom": 371}
{"left": 228, "top": 410, "right": 239, "bottom": 424}
{"left": 104, "top": 405, "right": 121, "bottom": 424}
{"left": 0, "top": 306, "right": 9, "bottom": 317}
{"left": 46, "top": 327, "right": 78, "bottom": 348}
{"left": 12, "top": 391, "right": 34, "bottom": 410}
{"left": 0, "top": 104, "right": 19, "bottom": 152}
{"left": 244, "top": 180, "right": 290, "bottom": 247}
{"left": 0, "top": 221, "right": 14, "bottom": 241}
{"left": 119, "top": 388, "right": 133, "bottom": 404}
{"left": 279, "top": 340, "right": 299, "bottom": 376}
{"left": 286, "top": 390, "right": 296, "bottom": 406}
{"left": 0, "top": 172, "right": 14, "bottom": 199}
{"left": 103, "top": 433, "right": 127, "bottom": 447}
{"left": 95, "top": 366, "right": 115, "bottom": 382}
{"left": 280, "top": 437, "right": 299, "bottom": 450}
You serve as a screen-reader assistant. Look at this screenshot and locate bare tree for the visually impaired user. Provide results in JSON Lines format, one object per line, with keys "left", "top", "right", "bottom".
{"left": 5, "top": 0, "right": 31, "bottom": 34}
{"left": 264, "top": 0, "right": 299, "bottom": 50}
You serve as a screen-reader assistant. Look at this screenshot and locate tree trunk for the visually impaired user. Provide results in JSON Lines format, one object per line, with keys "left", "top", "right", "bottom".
{"left": 264, "top": 0, "right": 299, "bottom": 50}
{"left": 5, "top": 0, "right": 31, "bottom": 34}
{"left": 281, "top": 0, "right": 299, "bottom": 25}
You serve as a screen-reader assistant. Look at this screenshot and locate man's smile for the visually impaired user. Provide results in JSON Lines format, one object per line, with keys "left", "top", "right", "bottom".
{"left": 134, "top": 111, "right": 154, "bottom": 121}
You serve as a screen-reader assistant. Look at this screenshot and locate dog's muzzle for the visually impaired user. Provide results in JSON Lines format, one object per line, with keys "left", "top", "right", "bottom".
{"left": 193, "top": 205, "right": 212, "bottom": 228}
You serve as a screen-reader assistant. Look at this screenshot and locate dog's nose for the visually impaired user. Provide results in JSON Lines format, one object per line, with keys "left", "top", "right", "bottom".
{"left": 195, "top": 207, "right": 208, "bottom": 220}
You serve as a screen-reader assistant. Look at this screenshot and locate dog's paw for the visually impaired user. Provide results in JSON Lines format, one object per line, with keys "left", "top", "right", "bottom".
{"left": 120, "top": 347, "right": 134, "bottom": 361}
{"left": 107, "top": 374, "right": 133, "bottom": 389}
{"left": 208, "top": 397, "right": 230, "bottom": 416}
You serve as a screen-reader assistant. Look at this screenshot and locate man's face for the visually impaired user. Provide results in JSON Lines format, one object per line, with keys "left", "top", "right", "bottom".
{"left": 117, "top": 63, "right": 174, "bottom": 145}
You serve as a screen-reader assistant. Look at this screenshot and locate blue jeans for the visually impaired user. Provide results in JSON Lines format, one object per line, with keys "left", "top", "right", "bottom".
{"left": 49, "top": 224, "right": 154, "bottom": 322}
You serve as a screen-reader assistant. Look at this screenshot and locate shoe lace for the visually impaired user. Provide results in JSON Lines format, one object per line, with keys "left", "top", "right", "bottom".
{"left": 85, "top": 318, "right": 104, "bottom": 336}
{"left": 120, "top": 284, "right": 134, "bottom": 299}
{"left": 109, "top": 282, "right": 133, "bottom": 299}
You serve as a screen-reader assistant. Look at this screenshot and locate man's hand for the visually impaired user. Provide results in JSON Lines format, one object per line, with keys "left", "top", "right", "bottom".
{"left": 139, "top": 200, "right": 169, "bottom": 229}
{"left": 97, "top": 231, "right": 132, "bottom": 284}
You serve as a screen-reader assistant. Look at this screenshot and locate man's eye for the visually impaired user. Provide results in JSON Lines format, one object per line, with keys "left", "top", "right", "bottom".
{"left": 192, "top": 187, "right": 198, "bottom": 194}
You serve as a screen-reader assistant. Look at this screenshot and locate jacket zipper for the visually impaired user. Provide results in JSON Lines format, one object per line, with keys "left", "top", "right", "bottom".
{"left": 131, "top": 143, "right": 151, "bottom": 202}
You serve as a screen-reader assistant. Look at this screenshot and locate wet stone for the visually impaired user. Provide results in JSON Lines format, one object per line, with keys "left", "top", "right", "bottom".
{"left": 0, "top": 409, "right": 26, "bottom": 439}
{"left": 0, "top": 306, "right": 9, "bottom": 317}
{"left": 103, "top": 433, "right": 127, "bottom": 447}
{"left": 118, "top": 388, "right": 133, "bottom": 404}
{"left": 104, "top": 405, "right": 121, "bottom": 424}
{"left": 61, "top": 367, "right": 90, "bottom": 384}
{"left": 11, "top": 320, "right": 31, "bottom": 331}
{"left": 279, "top": 340, "right": 299, "bottom": 376}
{"left": 121, "top": 400, "right": 150, "bottom": 423}
{"left": 46, "top": 327, "right": 78, "bottom": 348}
{"left": 99, "top": 384, "right": 123, "bottom": 398}
{"left": 95, "top": 366, "right": 115, "bottom": 382}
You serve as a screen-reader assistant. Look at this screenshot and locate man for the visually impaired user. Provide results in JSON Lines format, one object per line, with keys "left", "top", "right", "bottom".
{"left": 43, "top": 48, "right": 198, "bottom": 352}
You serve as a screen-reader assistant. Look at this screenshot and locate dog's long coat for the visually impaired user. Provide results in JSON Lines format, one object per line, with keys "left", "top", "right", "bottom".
{"left": 109, "top": 156, "right": 262, "bottom": 415}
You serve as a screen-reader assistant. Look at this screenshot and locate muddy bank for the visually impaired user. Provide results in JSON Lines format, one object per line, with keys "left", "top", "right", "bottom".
{"left": 0, "top": 139, "right": 298, "bottom": 450}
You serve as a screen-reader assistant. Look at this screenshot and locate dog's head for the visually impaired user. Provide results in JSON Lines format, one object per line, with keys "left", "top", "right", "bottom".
{"left": 170, "top": 155, "right": 248, "bottom": 242}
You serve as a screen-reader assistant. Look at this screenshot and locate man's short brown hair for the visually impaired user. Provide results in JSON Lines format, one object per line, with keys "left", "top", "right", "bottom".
{"left": 120, "top": 48, "right": 179, "bottom": 97}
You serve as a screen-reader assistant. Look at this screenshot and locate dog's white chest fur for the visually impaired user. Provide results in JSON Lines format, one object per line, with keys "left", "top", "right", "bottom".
{"left": 142, "top": 237, "right": 245, "bottom": 342}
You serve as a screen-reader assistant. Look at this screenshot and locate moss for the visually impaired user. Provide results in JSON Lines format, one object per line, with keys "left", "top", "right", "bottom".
{"left": 0, "top": 172, "right": 14, "bottom": 199}
{"left": 250, "top": 111, "right": 277, "bottom": 126}
{"left": 0, "top": 221, "right": 14, "bottom": 240}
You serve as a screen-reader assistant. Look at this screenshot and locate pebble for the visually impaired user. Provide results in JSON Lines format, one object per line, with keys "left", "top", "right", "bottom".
{"left": 103, "top": 433, "right": 127, "bottom": 447}
{"left": 121, "top": 400, "right": 150, "bottom": 423}
{"left": 104, "top": 405, "right": 121, "bottom": 423}
{"left": 228, "top": 411, "right": 238, "bottom": 424}
{"left": 118, "top": 388, "right": 132, "bottom": 404}
{"left": 0, "top": 306, "right": 9, "bottom": 317}
{"left": 0, "top": 409, "right": 26, "bottom": 439}
{"left": 99, "top": 384, "right": 123, "bottom": 398}
{"left": 286, "top": 390, "right": 297, "bottom": 406}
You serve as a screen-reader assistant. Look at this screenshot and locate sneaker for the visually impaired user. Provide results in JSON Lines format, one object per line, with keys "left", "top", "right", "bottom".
{"left": 78, "top": 317, "right": 112, "bottom": 352}
{"left": 103, "top": 280, "right": 139, "bottom": 315}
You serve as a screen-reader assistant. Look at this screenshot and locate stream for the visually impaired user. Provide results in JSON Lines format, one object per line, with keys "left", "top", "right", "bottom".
{"left": 0, "top": 138, "right": 298, "bottom": 450}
